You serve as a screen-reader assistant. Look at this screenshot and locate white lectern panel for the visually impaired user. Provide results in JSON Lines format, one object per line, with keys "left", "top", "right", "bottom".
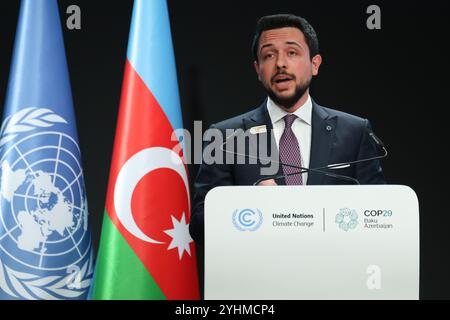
{"left": 204, "top": 185, "right": 419, "bottom": 300}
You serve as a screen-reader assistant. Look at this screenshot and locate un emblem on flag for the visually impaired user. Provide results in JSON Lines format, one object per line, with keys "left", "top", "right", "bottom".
{"left": 0, "top": 108, "right": 92, "bottom": 300}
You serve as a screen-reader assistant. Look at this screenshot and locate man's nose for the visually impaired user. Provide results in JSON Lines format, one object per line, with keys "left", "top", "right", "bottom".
{"left": 276, "top": 53, "right": 287, "bottom": 69}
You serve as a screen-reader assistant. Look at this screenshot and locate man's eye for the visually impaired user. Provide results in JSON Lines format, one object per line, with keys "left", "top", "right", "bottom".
{"left": 288, "top": 51, "right": 297, "bottom": 56}
{"left": 264, "top": 53, "right": 274, "bottom": 60}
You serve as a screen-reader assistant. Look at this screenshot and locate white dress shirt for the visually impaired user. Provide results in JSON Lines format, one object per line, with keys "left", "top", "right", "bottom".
{"left": 266, "top": 95, "right": 313, "bottom": 184}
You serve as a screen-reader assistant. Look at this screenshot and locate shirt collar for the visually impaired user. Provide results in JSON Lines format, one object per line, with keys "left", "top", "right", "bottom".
{"left": 266, "top": 95, "right": 313, "bottom": 126}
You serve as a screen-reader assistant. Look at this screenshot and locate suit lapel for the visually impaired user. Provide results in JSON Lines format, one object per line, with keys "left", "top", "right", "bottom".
{"left": 308, "top": 101, "right": 337, "bottom": 185}
{"left": 242, "top": 101, "right": 285, "bottom": 184}
{"left": 243, "top": 102, "right": 271, "bottom": 130}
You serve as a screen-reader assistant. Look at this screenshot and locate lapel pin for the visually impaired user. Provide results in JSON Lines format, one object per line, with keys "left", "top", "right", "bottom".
{"left": 250, "top": 125, "right": 267, "bottom": 135}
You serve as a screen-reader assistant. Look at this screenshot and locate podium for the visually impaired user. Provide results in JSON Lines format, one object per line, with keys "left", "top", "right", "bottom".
{"left": 204, "top": 185, "right": 419, "bottom": 300}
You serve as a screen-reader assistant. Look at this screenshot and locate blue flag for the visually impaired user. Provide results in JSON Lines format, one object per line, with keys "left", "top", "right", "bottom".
{"left": 0, "top": 0, "right": 93, "bottom": 300}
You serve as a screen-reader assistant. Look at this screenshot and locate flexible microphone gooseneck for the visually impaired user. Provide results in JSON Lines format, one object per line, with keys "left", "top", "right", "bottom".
{"left": 217, "top": 128, "right": 366, "bottom": 185}
{"left": 252, "top": 128, "right": 388, "bottom": 185}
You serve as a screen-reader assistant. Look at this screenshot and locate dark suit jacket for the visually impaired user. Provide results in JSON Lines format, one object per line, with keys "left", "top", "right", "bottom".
{"left": 190, "top": 100, "right": 386, "bottom": 243}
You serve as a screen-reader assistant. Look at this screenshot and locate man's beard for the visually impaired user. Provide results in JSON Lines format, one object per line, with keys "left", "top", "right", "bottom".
{"left": 265, "top": 78, "right": 311, "bottom": 110}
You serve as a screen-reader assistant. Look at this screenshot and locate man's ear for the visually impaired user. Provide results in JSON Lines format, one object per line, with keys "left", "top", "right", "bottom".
{"left": 311, "top": 54, "right": 322, "bottom": 76}
{"left": 254, "top": 60, "right": 261, "bottom": 81}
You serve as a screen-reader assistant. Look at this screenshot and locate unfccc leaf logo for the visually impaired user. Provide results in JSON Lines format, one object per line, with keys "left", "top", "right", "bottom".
{"left": 335, "top": 208, "right": 359, "bottom": 231}
{"left": 232, "top": 209, "right": 263, "bottom": 232}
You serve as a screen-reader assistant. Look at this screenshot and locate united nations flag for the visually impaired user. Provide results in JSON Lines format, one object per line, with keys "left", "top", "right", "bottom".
{"left": 0, "top": 0, "right": 93, "bottom": 300}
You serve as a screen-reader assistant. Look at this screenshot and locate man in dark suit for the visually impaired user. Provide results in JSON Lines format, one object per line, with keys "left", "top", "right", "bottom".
{"left": 189, "top": 14, "right": 386, "bottom": 244}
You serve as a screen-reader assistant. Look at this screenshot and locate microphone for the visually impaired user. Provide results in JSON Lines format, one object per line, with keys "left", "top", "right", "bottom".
{"left": 254, "top": 127, "right": 388, "bottom": 185}
{"left": 322, "top": 128, "right": 388, "bottom": 171}
{"left": 218, "top": 128, "right": 361, "bottom": 185}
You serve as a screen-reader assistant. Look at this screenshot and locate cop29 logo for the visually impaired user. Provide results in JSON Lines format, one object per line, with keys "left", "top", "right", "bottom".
{"left": 335, "top": 208, "right": 359, "bottom": 232}
{"left": 232, "top": 209, "right": 263, "bottom": 232}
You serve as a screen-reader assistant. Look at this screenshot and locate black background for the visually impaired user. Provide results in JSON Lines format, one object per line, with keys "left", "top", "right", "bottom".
{"left": 0, "top": 0, "right": 449, "bottom": 299}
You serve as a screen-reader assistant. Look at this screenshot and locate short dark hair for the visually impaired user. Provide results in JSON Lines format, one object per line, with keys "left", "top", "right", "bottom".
{"left": 252, "top": 14, "right": 320, "bottom": 61}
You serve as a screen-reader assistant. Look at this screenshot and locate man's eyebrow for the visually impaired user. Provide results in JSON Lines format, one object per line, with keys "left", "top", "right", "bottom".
{"left": 286, "top": 41, "right": 304, "bottom": 49}
{"left": 259, "top": 43, "right": 274, "bottom": 54}
{"left": 259, "top": 41, "right": 305, "bottom": 54}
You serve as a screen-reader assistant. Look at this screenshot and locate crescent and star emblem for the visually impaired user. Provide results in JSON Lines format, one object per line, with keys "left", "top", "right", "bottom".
{"left": 113, "top": 147, "right": 193, "bottom": 259}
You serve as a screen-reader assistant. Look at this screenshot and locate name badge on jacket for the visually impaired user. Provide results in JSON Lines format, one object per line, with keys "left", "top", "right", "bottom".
{"left": 249, "top": 125, "right": 267, "bottom": 135}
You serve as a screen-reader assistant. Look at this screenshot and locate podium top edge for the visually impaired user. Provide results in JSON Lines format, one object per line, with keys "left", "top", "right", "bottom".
{"left": 205, "top": 185, "right": 419, "bottom": 204}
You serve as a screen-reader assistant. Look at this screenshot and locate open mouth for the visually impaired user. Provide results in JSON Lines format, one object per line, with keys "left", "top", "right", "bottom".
{"left": 272, "top": 75, "right": 294, "bottom": 84}
{"left": 275, "top": 78, "right": 291, "bottom": 83}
